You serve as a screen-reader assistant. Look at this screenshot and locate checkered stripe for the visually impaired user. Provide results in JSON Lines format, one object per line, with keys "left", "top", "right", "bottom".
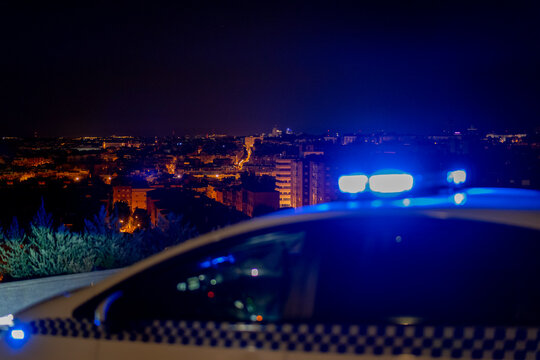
{"left": 29, "top": 319, "right": 540, "bottom": 359}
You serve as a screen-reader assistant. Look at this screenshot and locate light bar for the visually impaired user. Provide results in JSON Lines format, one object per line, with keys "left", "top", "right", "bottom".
{"left": 338, "top": 175, "right": 368, "bottom": 193}
{"left": 447, "top": 170, "right": 467, "bottom": 185}
{"left": 368, "top": 173, "right": 414, "bottom": 194}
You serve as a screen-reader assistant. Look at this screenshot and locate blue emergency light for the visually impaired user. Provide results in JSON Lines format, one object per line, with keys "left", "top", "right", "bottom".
{"left": 338, "top": 171, "right": 414, "bottom": 195}
{"left": 339, "top": 168, "right": 467, "bottom": 195}
{"left": 10, "top": 329, "right": 25, "bottom": 340}
{"left": 338, "top": 175, "right": 368, "bottom": 194}
{"left": 447, "top": 170, "right": 467, "bottom": 185}
{"left": 369, "top": 173, "right": 414, "bottom": 194}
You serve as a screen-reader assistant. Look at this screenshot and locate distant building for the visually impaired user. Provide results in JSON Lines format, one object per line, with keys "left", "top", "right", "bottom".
{"left": 301, "top": 144, "right": 324, "bottom": 158}
{"left": 244, "top": 136, "right": 263, "bottom": 148}
{"left": 271, "top": 127, "right": 283, "bottom": 137}
{"left": 132, "top": 188, "right": 151, "bottom": 211}
{"left": 291, "top": 158, "right": 337, "bottom": 208}
{"left": 486, "top": 133, "right": 527, "bottom": 143}
{"left": 113, "top": 186, "right": 132, "bottom": 207}
{"left": 245, "top": 189, "right": 279, "bottom": 217}
{"left": 210, "top": 185, "right": 279, "bottom": 217}
{"left": 341, "top": 135, "right": 357, "bottom": 145}
{"left": 113, "top": 186, "right": 152, "bottom": 212}
{"left": 274, "top": 158, "right": 293, "bottom": 208}
{"left": 12, "top": 157, "right": 53, "bottom": 167}
{"left": 323, "top": 136, "right": 337, "bottom": 143}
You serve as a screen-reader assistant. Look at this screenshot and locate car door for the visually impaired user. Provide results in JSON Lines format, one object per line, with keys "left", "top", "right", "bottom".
{"left": 91, "top": 227, "right": 309, "bottom": 360}
{"left": 284, "top": 214, "right": 540, "bottom": 360}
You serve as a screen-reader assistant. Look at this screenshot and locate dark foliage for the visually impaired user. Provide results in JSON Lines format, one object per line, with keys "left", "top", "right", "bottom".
{"left": 0, "top": 203, "right": 197, "bottom": 281}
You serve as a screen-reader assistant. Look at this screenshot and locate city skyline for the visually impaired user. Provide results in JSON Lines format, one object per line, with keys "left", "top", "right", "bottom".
{"left": 2, "top": 124, "right": 537, "bottom": 140}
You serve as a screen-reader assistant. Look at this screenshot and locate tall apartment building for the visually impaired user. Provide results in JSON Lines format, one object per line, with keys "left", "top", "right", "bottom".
{"left": 214, "top": 186, "right": 278, "bottom": 217}
{"left": 290, "top": 157, "right": 336, "bottom": 208}
{"left": 275, "top": 158, "right": 293, "bottom": 208}
{"left": 291, "top": 160, "right": 310, "bottom": 208}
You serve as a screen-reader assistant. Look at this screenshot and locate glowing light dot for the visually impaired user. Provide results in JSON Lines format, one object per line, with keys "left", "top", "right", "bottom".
{"left": 251, "top": 268, "right": 259, "bottom": 277}
{"left": 177, "top": 282, "right": 187, "bottom": 291}
{"left": 11, "top": 330, "right": 25, "bottom": 340}
{"left": 453, "top": 193, "right": 466, "bottom": 205}
{"left": 234, "top": 301, "right": 244, "bottom": 309}
{"left": 207, "top": 291, "right": 215, "bottom": 298}
{"left": 256, "top": 315, "right": 263, "bottom": 322}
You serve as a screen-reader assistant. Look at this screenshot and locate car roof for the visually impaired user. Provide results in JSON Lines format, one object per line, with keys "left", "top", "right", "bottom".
{"left": 278, "top": 187, "right": 540, "bottom": 215}
{"left": 18, "top": 187, "right": 540, "bottom": 319}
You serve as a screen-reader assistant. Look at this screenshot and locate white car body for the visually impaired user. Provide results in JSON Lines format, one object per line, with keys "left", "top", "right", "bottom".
{"left": 2, "top": 188, "right": 540, "bottom": 360}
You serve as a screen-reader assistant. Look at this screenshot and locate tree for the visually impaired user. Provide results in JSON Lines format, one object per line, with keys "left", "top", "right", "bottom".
{"left": 0, "top": 217, "right": 32, "bottom": 279}
{"left": 84, "top": 206, "right": 142, "bottom": 269}
{"left": 0, "top": 202, "right": 95, "bottom": 279}
{"left": 112, "top": 201, "right": 131, "bottom": 224}
{"left": 0, "top": 203, "right": 198, "bottom": 281}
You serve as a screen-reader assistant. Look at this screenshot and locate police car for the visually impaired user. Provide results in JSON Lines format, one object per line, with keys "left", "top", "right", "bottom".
{"left": 2, "top": 170, "right": 540, "bottom": 360}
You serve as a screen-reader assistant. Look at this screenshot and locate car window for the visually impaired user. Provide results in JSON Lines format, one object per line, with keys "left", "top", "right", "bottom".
{"left": 101, "top": 228, "right": 307, "bottom": 330}
{"left": 310, "top": 215, "right": 540, "bottom": 326}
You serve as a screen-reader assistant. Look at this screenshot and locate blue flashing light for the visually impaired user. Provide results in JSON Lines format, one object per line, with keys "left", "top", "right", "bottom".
{"left": 453, "top": 192, "right": 466, "bottom": 205}
{"left": 368, "top": 173, "right": 414, "bottom": 194}
{"left": 10, "top": 329, "right": 25, "bottom": 340}
{"left": 338, "top": 175, "right": 368, "bottom": 194}
{"left": 447, "top": 170, "right": 467, "bottom": 185}
{"left": 200, "top": 260, "right": 211, "bottom": 269}
{"left": 407, "top": 197, "right": 448, "bottom": 207}
{"left": 5, "top": 326, "right": 31, "bottom": 349}
{"left": 346, "top": 202, "right": 360, "bottom": 209}
{"left": 317, "top": 203, "right": 331, "bottom": 211}
{"left": 200, "top": 255, "right": 235, "bottom": 269}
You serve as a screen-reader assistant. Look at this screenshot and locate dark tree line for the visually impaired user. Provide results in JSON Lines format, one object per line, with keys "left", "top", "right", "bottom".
{"left": 0, "top": 202, "right": 197, "bottom": 281}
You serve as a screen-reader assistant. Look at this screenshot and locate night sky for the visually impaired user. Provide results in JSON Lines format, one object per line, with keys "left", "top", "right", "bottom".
{"left": 2, "top": 1, "right": 540, "bottom": 137}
